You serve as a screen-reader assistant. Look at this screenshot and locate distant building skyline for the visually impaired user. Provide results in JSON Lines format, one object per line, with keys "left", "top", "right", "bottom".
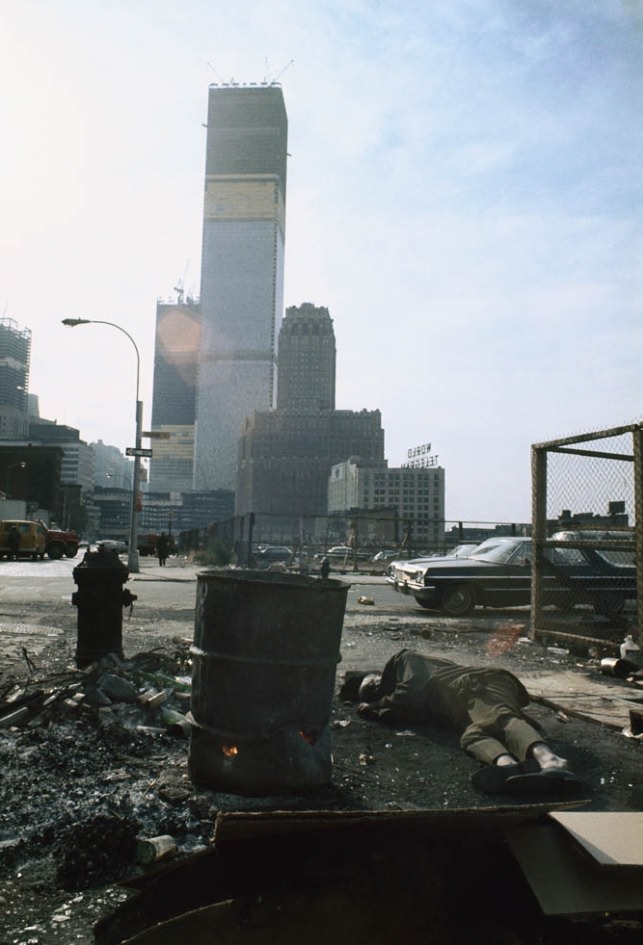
{"left": 193, "top": 84, "right": 288, "bottom": 491}
{"left": 328, "top": 458, "right": 445, "bottom": 549}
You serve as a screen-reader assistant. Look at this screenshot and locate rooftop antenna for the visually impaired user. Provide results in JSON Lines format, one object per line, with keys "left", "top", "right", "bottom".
{"left": 173, "top": 260, "right": 190, "bottom": 304}
{"left": 263, "top": 58, "right": 294, "bottom": 85}
{"left": 206, "top": 61, "right": 226, "bottom": 83}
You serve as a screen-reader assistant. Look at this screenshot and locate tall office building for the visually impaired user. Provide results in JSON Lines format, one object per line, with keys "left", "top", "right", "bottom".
{"left": 236, "top": 297, "right": 385, "bottom": 525}
{"left": 0, "top": 317, "right": 31, "bottom": 439}
{"left": 194, "top": 84, "right": 288, "bottom": 491}
{"left": 149, "top": 299, "right": 200, "bottom": 492}
{"left": 236, "top": 408, "right": 385, "bottom": 522}
{"left": 277, "top": 303, "right": 336, "bottom": 411}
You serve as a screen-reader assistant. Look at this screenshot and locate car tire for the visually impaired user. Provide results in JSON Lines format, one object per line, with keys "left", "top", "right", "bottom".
{"left": 65, "top": 544, "right": 79, "bottom": 558}
{"left": 552, "top": 592, "right": 576, "bottom": 613}
{"left": 47, "top": 543, "right": 64, "bottom": 560}
{"left": 595, "top": 594, "right": 626, "bottom": 618}
{"left": 441, "top": 584, "right": 476, "bottom": 617}
{"left": 414, "top": 598, "right": 438, "bottom": 611}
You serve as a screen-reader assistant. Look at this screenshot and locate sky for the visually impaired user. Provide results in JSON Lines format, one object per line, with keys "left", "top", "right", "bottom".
{"left": 1, "top": 0, "right": 642, "bottom": 525}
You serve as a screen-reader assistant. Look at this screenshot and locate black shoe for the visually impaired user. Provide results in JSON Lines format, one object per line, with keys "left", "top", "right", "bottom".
{"left": 503, "top": 767, "right": 582, "bottom": 798}
{"left": 471, "top": 758, "right": 540, "bottom": 794}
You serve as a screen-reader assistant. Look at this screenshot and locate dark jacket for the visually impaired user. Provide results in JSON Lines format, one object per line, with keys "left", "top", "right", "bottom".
{"left": 362, "top": 649, "right": 529, "bottom": 730}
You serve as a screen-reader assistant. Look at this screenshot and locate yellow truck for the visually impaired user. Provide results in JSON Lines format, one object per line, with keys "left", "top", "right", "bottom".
{"left": 0, "top": 520, "right": 48, "bottom": 560}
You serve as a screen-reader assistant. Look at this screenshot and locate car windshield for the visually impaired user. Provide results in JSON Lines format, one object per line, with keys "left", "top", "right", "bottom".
{"left": 466, "top": 539, "right": 528, "bottom": 564}
{"left": 448, "top": 543, "right": 478, "bottom": 558}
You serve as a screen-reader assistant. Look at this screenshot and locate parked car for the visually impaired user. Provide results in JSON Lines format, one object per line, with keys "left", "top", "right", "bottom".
{"left": 253, "top": 545, "right": 293, "bottom": 568}
{"left": 96, "top": 539, "right": 128, "bottom": 554}
{"left": 371, "top": 549, "right": 400, "bottom": 562}
{"left": 387, "top": 543, "right": 480, "bottom": 592}
{"left": 0, "top": 519, "right": 47, "bottom": 560}
{"left": 551, "top": 530, "right": 636, "bottom": 567}
{"left": 318, "top": 545, "right": 372, "bottom": 561}
{"left": 397, "top": 535, "right": 636, "bottom": 617}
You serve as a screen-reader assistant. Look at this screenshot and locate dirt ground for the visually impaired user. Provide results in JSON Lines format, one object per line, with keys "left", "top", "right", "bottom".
{"left": 1, "top": 571, "right": 642, "bottom": 944}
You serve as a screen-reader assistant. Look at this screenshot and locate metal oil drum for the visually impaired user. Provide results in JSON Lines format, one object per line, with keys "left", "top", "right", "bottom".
{"left": 188, "top": 569, "right": 349, "bottom": 795}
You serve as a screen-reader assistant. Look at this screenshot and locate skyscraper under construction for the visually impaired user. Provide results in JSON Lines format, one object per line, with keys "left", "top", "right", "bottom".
{"left": 149, "top": 298, "right": 200, "bottom": 493}
{"left": 0, "top": 317, "right": 31, "bottom": 439}
{"left": 193, "top": 84, "right": 288, "bottom": 491}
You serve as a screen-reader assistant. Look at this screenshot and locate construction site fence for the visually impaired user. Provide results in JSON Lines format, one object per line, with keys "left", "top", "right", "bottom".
{"left": 176, "top": 514, "right": 531, "bottom": 568}
{"left": 531, "top": 423, "right": 643, "bottom": 652}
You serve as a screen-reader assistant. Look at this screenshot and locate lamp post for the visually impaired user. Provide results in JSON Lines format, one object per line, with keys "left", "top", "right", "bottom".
{"left": 62, "top": 318, "right": 142, "bottom": 573}
{"left": 105, "top": 473, "right": 133, "bottom": 490}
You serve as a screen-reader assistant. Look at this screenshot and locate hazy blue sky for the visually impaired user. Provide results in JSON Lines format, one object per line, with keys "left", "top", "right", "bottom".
{"left": 1, "top": 0, "right": 641, "bottom": 523}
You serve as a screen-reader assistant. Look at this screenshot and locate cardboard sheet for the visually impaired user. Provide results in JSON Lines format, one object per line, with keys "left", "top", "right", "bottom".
{"left": 549, "top": 811, "right": 643, "bottom": 866}
{"left": 506, "top": 821, "right": 643, "bottom": 916}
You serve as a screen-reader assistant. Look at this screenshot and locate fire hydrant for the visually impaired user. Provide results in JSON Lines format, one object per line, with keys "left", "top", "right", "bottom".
{"left": 71, "top": 546, "right": 137, "bottom": 668}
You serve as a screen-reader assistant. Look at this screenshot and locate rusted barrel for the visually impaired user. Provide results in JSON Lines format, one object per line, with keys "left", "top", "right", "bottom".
{"left": 188, "top": 569, "right": 349, "bottom": 795}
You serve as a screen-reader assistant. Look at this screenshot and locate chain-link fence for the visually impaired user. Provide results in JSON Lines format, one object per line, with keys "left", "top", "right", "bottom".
{"left": 531, "top": 423, "right": 643, "bottom": 651}
{"left": 177, "top": 513, "right": 531, "bottom": 573}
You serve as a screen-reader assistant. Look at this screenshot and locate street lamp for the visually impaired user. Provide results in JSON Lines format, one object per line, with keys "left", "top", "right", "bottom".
{"left": 105, "top": 473, "right": 132, "bottom": 489}
{"left": 62, "top": 318, "right": 142, "bottom": 573}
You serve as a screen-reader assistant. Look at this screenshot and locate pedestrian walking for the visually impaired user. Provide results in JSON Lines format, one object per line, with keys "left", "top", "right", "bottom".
{"left": 8, "top": 525, "right": 20, "bottom": 561}
{"left": 156, "top": 532, "right": 170, "bottom": 567}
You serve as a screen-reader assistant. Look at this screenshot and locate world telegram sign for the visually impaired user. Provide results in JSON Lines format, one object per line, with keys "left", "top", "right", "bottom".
{"left": 403, "top": 441, "right": 439, "bottom": 469}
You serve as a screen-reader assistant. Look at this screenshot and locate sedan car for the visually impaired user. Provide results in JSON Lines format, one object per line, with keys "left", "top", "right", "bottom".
{"left": 400, "top": 535, "right": 636, "bottom": 617}
{"left": 387, "top": 543, "right": 480, "bottom": 592}
{"left": 96, "top": 539, "right": 128, "bottom": 554}
{"left": 317, "top": 546, "right": 372, "bottom": 561}
{"left": 253, "top": 545, "right": 293, "bottom": 568}
{"left": 371, "top": 549, "right": 399, "bottom": 562}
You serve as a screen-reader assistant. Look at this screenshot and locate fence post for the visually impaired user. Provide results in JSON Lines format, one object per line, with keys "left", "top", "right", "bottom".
{"left": 530, "top": 444, "right": 548, "bottom": 641}
{"left": 634, "top": 426, "right": 643, "bottom": 645}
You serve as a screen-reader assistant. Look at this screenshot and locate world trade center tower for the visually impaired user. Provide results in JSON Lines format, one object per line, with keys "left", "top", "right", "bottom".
{"left": 194, "top": 84, "right": 288, "bottom": 491}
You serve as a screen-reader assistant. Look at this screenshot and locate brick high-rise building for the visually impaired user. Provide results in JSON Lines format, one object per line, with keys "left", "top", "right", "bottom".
{"left": 236, "top": 408, "right": 386, "bottom": 525}
{"left": 194, "top": 84, "right": 288, "bottom": 491}
{"left": 236, "top": 292, "right": 385, "bottom": 533}
{"left": 277, "top": 303, "right": 336, "bottom": 411}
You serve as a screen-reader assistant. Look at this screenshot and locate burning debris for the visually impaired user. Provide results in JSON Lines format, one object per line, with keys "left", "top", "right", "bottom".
{"left": 187, "top": 569, "right": 349, "bottom": 795}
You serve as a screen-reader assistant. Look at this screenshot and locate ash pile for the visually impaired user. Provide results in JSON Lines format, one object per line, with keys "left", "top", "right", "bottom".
{"left": 0, "top": 642, "right": 208, "bottom": 892}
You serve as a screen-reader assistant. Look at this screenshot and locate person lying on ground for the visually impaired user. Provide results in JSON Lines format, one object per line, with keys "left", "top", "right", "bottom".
{"left": 340, "top": 648, "right": 581, "bottom": 797}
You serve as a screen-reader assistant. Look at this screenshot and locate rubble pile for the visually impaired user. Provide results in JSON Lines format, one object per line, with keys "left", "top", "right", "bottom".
{"left": 0, "top": 639, "right": 361, "bottom": 924}
{"left": 0, "top": 643, "right": 213, "bottom": 893}
{"left": 1, "top": 603, "right": 643, "bottom": 943}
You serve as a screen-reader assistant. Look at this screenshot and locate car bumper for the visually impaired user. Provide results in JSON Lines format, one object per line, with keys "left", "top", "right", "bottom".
{"left": 408, "top": 583, "right": 440, "bottom": 607}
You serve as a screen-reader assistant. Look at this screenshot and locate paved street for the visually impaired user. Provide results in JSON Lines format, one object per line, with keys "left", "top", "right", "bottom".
{"left": 0, "top": 553, "right": 426, "bottom": 616}
{"left": 3, "top": 554, "right": 633, "bottom": 733}
{"left": 0, "top": 555, "right": 421, "bottom": 669}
